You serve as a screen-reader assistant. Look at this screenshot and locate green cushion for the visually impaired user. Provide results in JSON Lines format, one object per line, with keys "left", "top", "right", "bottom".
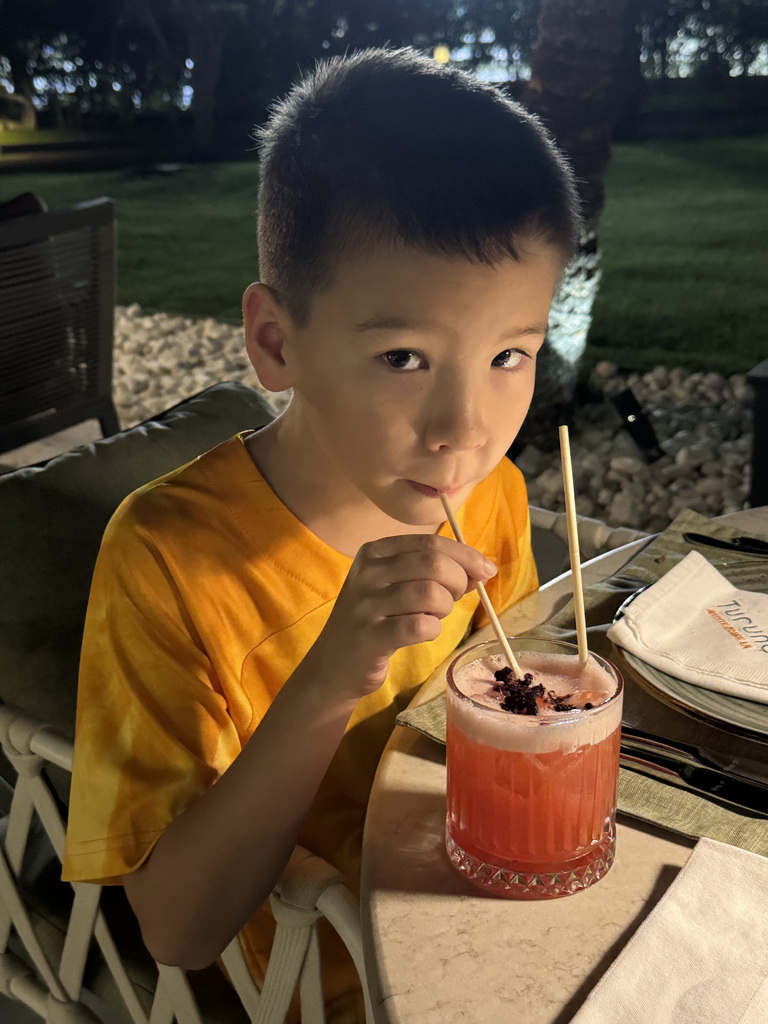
{"left": 0, "top": 381, "right": 275, "bottom": 804}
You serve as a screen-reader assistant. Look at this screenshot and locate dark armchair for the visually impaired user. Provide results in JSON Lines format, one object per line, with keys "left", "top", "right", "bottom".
{"left": 0, "top": 195, "right": 120, "bottom": 455}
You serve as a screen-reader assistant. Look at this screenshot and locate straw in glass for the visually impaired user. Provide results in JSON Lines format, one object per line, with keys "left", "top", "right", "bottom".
{"left": 439, "top": 492, "right": 523, "bottom": 678}
{"left": 558, "top": 424, "right": 590, "bottom": 669}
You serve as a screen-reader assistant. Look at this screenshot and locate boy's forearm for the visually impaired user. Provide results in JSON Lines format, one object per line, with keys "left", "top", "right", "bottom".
{"left": 123, "top": 663, "right": 358, "bottom": 970}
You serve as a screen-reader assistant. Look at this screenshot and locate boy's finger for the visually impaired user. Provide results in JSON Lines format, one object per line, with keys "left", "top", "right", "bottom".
{"left": 363, "top": 548, "right": 494, "bottom": 602}
{"left": 361, "top": 533, "right": 496, "bottom": 580}
{"left": 376, "top": 580, "right": 456, "bottom": 622}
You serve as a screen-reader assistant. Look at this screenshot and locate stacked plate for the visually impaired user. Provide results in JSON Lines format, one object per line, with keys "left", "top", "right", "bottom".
{"left": 622, "top": 649, "right": 768, "bottom": 744}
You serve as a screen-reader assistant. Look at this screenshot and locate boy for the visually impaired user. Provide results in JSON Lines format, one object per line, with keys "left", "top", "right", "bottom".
{"left": 62, "top": 47, "right": 581, "bottom": 1022}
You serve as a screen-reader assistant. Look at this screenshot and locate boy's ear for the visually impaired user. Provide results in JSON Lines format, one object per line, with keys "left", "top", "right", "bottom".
{"left": 242, "top": 282, "right": 295, "bottom": 392}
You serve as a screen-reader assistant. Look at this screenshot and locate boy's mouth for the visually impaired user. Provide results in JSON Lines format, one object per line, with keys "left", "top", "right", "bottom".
{"left": 406, "top": 480, "right": 463, "bottom": 498}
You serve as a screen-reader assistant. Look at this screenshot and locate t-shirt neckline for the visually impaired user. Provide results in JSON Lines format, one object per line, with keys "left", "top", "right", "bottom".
{"left": 233, "top": 428, "right": 454, "bottom": 562}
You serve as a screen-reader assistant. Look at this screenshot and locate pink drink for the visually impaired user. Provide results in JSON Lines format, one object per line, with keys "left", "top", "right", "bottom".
{"left": 445, "top": 638, "right": 623, "bottom": 899}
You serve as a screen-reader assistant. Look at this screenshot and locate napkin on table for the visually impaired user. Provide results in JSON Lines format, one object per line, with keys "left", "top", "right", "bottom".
{"left": 607, "top": 549, "right": 768, "bottom": 705}
{"left": 568, "top": 837, "right": 768, "bottom": 1024}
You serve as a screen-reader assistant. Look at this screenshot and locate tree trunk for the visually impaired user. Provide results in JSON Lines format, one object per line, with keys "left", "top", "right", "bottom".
{"left": 513, "top": 0, "right": 635, "bottom": 453}
{"left": 614, "top": 6, "right": 646, "bottom": 143}
{"left": 521, "top": 0, "right": 634, "bottom": 232}
{"left": 190, "top": 21, "right": 227, "bottom": 156}
{"left": 189, "top": 2, "right": 247, "bottom": 157}
{"left": 7, "top": 47, "right": 38, "bottom": 129}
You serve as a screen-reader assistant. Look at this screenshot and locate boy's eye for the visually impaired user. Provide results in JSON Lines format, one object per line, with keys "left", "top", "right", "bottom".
{"left": 492, "top": 349, "right": 526, "bottom": 369}
{"left": 381, "top": 348, "right": 528, "bottom": 371}
{"left": 382, "top": 350, "right": 424, "bottom": 371}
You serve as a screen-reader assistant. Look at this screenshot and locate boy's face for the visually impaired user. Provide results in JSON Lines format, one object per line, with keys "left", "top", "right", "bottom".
{"left": 252, "top": 240, "right": 562, "bottom": 528}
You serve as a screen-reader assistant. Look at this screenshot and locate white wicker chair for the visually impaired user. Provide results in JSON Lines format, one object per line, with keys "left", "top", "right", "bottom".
{"left": 0, "top": 382, "right": 381, "bottom": 1024}
{"left": 0, "top": 702, "right": 374, "bottom": 1024}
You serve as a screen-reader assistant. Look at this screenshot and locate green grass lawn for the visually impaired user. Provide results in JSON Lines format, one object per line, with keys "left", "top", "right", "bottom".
{"left": 2, "top": 135, "right": 765, "bottom": 375}
{"left": 589, "top": 135, "right": 767, "bottom": 374}
{"left": 1, "top": 162, "right": 260, "bottom": 321}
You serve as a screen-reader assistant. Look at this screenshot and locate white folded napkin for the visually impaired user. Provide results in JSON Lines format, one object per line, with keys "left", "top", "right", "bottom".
{"left": 607, "top": 550, "right": 768, "bottom": 705}
{"left": 569, "top": 838, "right": 768, "bottom": 1024}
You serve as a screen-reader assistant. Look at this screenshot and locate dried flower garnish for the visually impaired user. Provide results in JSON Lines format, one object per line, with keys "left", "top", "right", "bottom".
{"left": 492, "top": 665, "right": 579, "bottom": 714}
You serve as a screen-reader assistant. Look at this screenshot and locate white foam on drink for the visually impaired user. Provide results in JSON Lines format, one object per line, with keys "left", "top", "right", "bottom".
{"left": 449, "top": 651, "right": 621, "bottom": 753}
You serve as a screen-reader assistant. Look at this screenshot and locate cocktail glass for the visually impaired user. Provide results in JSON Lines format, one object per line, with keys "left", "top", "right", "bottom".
{"left": 445, "top": 636, "right": 624, "bottom": 899}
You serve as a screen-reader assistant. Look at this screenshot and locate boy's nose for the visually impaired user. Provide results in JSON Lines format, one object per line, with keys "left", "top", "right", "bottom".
{"left": 422, "top": 378, "right": 486, "bottom": 453}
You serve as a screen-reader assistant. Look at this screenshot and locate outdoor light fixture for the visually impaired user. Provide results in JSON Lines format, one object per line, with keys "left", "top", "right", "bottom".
{"left": 611, "top": 388, "right": 665, "bottom": 463}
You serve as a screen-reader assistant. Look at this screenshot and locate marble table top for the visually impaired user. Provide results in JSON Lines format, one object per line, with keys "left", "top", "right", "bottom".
{"left": 361, "top": 507, "right": 768, "bottom": 1024}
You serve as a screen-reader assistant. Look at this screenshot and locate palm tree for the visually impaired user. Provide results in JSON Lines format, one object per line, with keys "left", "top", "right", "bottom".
{"left": 514, "top": 0, "right": 636, "bottom": 451}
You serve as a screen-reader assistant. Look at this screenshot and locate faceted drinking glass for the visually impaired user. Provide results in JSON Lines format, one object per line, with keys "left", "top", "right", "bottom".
{"left": 445, "top": 637, "right": 624, "bottom": 899}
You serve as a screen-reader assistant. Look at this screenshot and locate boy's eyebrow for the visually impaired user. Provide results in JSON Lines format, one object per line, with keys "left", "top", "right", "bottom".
{"left": 353, "top": 315, "right": 549, "bottom": 339}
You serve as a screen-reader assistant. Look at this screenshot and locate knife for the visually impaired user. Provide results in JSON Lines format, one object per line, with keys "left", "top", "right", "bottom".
{"left": 622, "top": 724, "right": 722, "bottom": 770}
{"left": 620, "top": 749, "right": 768, "bottom": 817}
{"left": 622, "top": 724, "right": 768, "bottom": 786}
{"left": 682, "top": 532, "right": 768, "bottom": 556}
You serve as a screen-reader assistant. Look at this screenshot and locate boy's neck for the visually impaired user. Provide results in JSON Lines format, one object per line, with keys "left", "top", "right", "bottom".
{"left": 245, "top": 407, "right": 436, "bottom": 559}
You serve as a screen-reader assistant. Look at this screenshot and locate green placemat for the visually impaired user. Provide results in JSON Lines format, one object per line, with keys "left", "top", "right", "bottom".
{"left": 398, "top": 508, "right": 768, "bottom": 856}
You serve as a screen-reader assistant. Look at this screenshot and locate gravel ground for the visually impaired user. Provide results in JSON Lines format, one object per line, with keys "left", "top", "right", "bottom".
{"left": 114, "top": 305, "right": 753, "bottom": 533}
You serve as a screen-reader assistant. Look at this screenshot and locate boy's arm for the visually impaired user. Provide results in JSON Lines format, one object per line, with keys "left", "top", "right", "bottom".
{"left": 123, "top": 652, "right": 357, "bottom": 970}
{"left": 123, "top": 532, "right": 496, "bottom": 970}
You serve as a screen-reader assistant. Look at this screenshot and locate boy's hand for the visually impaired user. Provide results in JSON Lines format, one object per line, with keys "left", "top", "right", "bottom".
{"left": 305, "top": 534, "right": 497, "bottom": 700}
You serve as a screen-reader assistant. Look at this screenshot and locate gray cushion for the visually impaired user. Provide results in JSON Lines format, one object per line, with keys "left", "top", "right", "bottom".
{"left": 0, "top": 381, "right": 275, "bottom": 804}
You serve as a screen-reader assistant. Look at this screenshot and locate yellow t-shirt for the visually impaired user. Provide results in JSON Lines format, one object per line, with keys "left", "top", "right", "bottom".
{"left": 62, "top": 429, "right": 537, "bottom": 1019}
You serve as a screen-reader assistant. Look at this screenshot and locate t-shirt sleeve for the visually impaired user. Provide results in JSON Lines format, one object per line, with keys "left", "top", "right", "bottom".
{"left": 472, "top": 459, "right": 539, "bottom": 631}
{"left": 62, "top": 498, "right": 242, "bottom": 885}
{"left": 513, "top": 500, "right": 539, "bottom": 601}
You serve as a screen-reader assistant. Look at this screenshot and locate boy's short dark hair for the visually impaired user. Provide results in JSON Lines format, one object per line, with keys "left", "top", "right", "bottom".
{"left": 256, "top": 47, "right": 582, "bottom": 326}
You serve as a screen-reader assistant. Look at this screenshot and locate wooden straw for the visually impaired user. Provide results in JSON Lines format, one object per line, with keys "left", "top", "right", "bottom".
{"left": 439, "top": 492, "right": 523, "bottom": 678}
{"left": 558, "top": 425, "right": 589, "bottom": 669}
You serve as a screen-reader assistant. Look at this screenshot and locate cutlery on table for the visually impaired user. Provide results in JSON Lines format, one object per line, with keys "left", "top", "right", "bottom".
{"left": 622, "top": 724, "right": 768, "bottom": 783}
{"left": 682, "top": 532, "right": 768, "bottom": 556}
{"left": 622, "top": 724, "right": 720, "bottom": 769}
{"left": 620, "top": 746, "right": 768, "bottom": 817}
